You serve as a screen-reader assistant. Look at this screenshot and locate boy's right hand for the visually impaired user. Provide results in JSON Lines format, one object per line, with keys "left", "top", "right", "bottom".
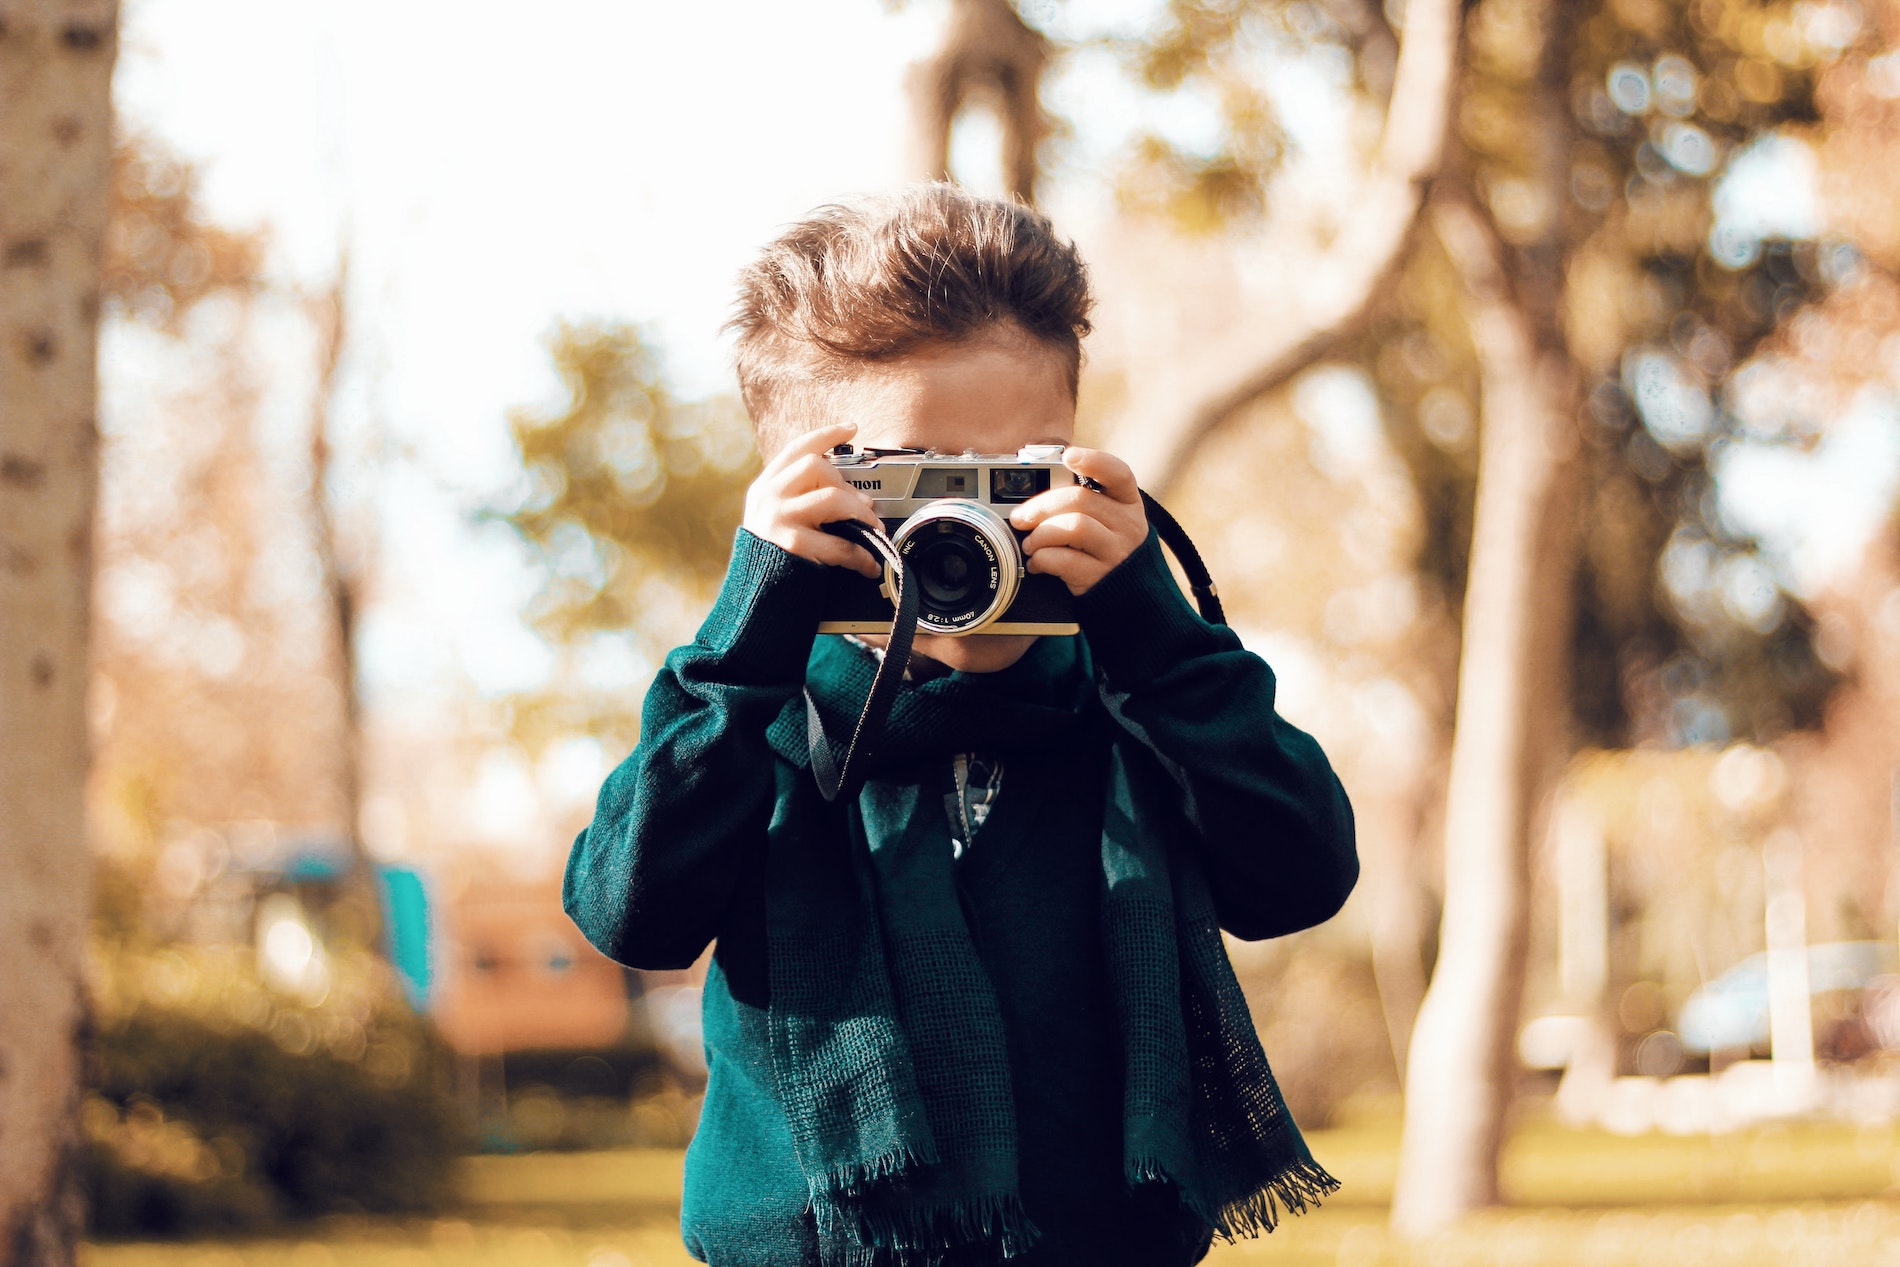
{"left": 742, "top": 422, "right": 884, "bottom": 579}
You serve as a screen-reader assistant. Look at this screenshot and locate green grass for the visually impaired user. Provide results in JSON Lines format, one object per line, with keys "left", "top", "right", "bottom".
{"left": 83, "top": 1113, "right": 1900, "bottom": 1267}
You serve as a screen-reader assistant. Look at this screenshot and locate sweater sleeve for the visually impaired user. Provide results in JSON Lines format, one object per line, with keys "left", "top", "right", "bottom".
{"left": 1074, "top": 531, "right": 1358, "bottom": 941}
{"left": 563, "top": 529, "right": 823, "bottom": 970}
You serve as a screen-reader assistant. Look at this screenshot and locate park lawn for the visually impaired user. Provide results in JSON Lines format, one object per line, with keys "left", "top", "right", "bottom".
{"left": 81, "top": 1114, "right": 1900, "bottom": 1267}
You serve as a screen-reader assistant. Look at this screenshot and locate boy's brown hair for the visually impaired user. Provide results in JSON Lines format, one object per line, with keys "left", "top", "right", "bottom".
{"left": 729, "top": 183, "right": 1094, "bottom": 455}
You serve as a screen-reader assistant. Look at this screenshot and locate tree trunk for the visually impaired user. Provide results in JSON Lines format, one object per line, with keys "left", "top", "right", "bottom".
{"left": 302, "top": 260, "right": 384, "bottom": 951}
{"left": 0, "top": 2, "right": 119, "bottom": 1260}
{"left": 1389, "top": 195, "right": 1579, "bottom": 1234}
{"left": 907, "top": 0, "right": 1049, "bottom": 204}
{"left": 1107, "top": 0, "right": 1462, "bottom": 494}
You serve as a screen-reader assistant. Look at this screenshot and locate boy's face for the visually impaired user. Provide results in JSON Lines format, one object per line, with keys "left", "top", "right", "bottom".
{"left": 838, "top": 332, "right": 1077, "bottom": 675}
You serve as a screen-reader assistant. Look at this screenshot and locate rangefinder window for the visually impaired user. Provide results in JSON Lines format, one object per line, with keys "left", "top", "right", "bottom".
{"left": 909, "top": 468, "right": 975, "bottom": 498}
{"left": 989, "top": 467, "right": 1049, "bottom": 504}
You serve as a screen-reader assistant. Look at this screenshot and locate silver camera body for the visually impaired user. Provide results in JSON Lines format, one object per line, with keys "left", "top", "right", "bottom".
{"left": 817, "top": 443, "right": 1081, "bottom": 637}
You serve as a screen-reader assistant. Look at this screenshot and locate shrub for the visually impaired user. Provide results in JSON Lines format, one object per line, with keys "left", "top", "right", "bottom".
{"left": 85, "top": 938, "right": 461, "bottom": 1235}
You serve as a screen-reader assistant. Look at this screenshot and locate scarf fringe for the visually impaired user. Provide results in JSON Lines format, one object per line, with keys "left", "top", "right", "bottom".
{"left": 810, "top": 1141, "right": 941, "bottom": 1200}
{"left": 813, "top": 1189, "right": 1041, "bottom": 1266}
{"left": 1130, "top": 1155, "right": 1341, "bottom": 1240}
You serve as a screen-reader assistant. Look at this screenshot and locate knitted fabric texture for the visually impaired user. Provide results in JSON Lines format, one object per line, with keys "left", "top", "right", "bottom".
{"left": 762, "top": 635, "right": 1337, "bottom": 1267}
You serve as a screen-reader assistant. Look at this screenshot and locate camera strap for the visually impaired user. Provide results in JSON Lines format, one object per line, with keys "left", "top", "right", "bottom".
{"left": 804, "top": 494, "right": 1221, "bottom": 803}
{"left": 1139, "top": 491, "right": 1224, "bottom": 627}
{"left": 805, "top": 519, "right": 918, "bottom": 803}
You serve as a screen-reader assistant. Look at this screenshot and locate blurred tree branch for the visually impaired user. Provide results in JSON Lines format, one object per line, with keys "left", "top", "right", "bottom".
{"left": 1107, "top": 0, "right": 1464, "bottom": 491}
{"left": 301, "top": 250, "right": 387, "bottom": 948}
{"left": 103, "top": 131, "right": 266, "bottom": 331}
{"left": 909, "top": 0, "right": 1054, "bottom": 202}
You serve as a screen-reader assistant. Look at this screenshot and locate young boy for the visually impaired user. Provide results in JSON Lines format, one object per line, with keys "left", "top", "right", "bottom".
{"left": 565, "top": 185, "right": 1358, "bottom": 1267}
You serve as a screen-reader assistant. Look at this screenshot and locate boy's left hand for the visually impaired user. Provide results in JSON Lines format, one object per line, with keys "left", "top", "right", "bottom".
{"left": 1009, "top": 446, "right": 1148, "bottom": 596}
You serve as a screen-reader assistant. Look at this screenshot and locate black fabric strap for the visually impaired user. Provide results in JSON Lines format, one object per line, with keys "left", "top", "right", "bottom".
{"left": 806, "top": 520, "right": 917, "bottom": 803}
{"left": 804, "top": 494, "right": 1220, "bottom": 802}
{"left": 1139, "top": 491, "right": 1225, "bottom": 628}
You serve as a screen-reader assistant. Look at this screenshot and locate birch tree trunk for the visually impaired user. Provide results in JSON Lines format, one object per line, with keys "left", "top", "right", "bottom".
{"left": 1388, "top": 194, "right": 1579, "bottom": 1234}
{"left": 0, "top": 2, "right": 119, "bottom": 1260}
{"left": 1108, "top": 0, "right": 1462, "bottom": 493}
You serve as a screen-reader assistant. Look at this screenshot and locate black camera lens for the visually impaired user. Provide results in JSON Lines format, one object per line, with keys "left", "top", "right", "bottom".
{"left": 989, "top": 467, "right": 1050, "bottom": 504}
{"left": 893, "top": 501, "right": 1018, "bottom": 634}
{"left": 912, "top": 527, "right": 987, "bottom": 611}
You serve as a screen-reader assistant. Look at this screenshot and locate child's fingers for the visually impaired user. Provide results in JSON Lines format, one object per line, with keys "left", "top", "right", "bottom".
{"left": 1008, "top": 450, "right": 1147, "bottom": 542}
{"left": 1008, "top": 482, "right": 1144, "bottom": 532}
{"left": 762, "top": 421, "right": 857, "bottom": 478}
{"left": 771, "top": 449, "right": 857, "bottom": 498}
{"left": 1021, "top": 511, "right": 1119, "bottom": 560}
{"left": 789, "top": 527, "right": 883, "bottom": 578}
{"left": 1011, "top": 480, "right": 1147, "bottom": 579}
{"left": 1007, "top": 483, "right": 1084, "bottom": 528}
{"left": 1060, "top": 446, "right": 1140, "bottom": 504}
{"left": 786, "top": 484, "right": 878, "bottom": 531}
{"left": 748, "top": 434, "right": 858, "bottom": 527}
{"left": 1025, "top": 544, "right": 1106, "bottom": 595}
{"left": 743, "top": 426, "right": 887, "bottom": 572}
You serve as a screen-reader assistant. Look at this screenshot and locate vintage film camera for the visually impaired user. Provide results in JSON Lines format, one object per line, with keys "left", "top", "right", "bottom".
{"left": 817, "top": 442, "right": 1081, "bottom": 637}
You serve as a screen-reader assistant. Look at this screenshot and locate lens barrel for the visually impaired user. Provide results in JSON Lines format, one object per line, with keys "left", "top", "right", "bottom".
{"left": 889, "top": 500, "right": 1022, "bottom": 635}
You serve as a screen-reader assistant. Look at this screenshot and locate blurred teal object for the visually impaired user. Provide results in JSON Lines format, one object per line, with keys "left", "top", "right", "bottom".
{"left": 278, "top": 832, "right": 351, "bottom": 880}
{"left": 376, "top": 865, "right": 434, "bottom": 1011}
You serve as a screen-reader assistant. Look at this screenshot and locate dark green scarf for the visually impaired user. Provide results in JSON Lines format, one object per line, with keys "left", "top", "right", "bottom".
{"left": 763, "top": 636, "right": 1335, "bottom": 1266}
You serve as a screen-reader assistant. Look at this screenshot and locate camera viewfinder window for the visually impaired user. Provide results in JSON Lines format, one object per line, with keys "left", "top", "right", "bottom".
{"left": 989, "top": 468, "right": 1049, "bottom": 504}
{"left": 911, "top": 469, "right": 976, "bottom": 497}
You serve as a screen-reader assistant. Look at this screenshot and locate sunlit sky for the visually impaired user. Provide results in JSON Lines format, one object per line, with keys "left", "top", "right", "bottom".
{"left": 110, "top": 0, "right": 1898, "bottom": 727}
{"left": 120, "top": 0, "right": 935, "bottom": 399}
{"left": 114, "top": 0, "right": 960, "bottom": 702}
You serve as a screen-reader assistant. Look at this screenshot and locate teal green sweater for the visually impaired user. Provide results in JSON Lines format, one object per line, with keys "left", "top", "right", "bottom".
{"left": 565, "top": 529, "right": 1357, "bottom": 1266}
